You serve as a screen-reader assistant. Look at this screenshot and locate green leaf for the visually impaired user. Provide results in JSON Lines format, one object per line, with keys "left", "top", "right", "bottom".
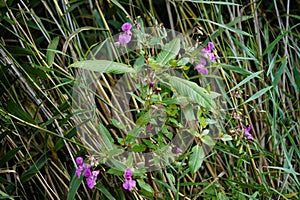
{"left": 189, "top": 145, "right": 205, "bottom": 175}
{"left": 220, "top": 64, "right": 251, "bottom": 75}
{"left": 6, "top": 100, "right": 36, "bottom": 124}
{"left": 201, "top": 135, "right": 216, "bottom": 146}
{"left": 70, "top": 60, "right": 134, "bottom": 74}
{"left": 131, "top": 144, "right": 147, "bottom": 152}
{"left": 167, "top": 76, "right": 215, "bottom": 112}
{"left": 243, "top": 86, "right": 273, "bottom": 104}
{"left": 67, "top": 171, "right": 83, "bottom": 200}
{"left": 220, "top": 134, "right": 233, "bottom": 142}
{"left": 137, "top": 179, "right": 154, "bottom": 197}
{"left": 46, "top": 36, "right": 59, "bottom": 66}
{"left": 228, "top": 70, "right": 263, "bottom": 93}
{"left": 95, "top": 184, "right": 116, "bottom": 200}
{"left": 136, "top": 110, "right": 151, "bottom": 126}
{"left": 174, "top": 0, "right": 240, "bottom": 6}
{"left": 0, "top": 146, "right": 23, "bottom": 167}
{"left": 155, "top": 38, "right": 180, "bottom": 66}
{"left": 20, "top": 155, "right": 48, "bottom": 182}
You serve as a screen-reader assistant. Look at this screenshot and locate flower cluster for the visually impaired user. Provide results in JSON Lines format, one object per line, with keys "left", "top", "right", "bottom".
{"left": 244, "top": 125, "right": 254, "bottom": 140}
{"left": 195, "top": 42, "right": 219, "bottom": 75}
{"left": 122, "top": 168, "right": 136, "bottom": 191}
{"left": 115, "top": 22, "right": 133, "bottom": 46}
{"left": 76, "top": 157, "right": 99, "bottom": 189}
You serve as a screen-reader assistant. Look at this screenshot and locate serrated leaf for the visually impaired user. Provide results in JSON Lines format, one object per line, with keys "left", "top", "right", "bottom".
{"left": 189, "top": 145, "right": 205, "bottom": 175}
{"left": 156, "top": 38, "right": 180, "bottom": 65}
{"left": 70, "top": 60, "right": 134, "bottom": 74}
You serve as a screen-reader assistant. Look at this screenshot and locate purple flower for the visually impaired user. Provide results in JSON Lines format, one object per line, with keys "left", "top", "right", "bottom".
{"left": 83, "top": 167, "right": 92, "bottom": 177}
{"left": 76, "top": 166, "right": 83, "bottom": 178}
{"left": 176, "top": 147, "right": 183, "bottom": 154}
{"left": 119, "top": 32, "right": 132, "bottom": 45}
{"left": 195, "top": 58, "right": 208, "bottom": 75}
{"left": 149, "top": 81, "right": 154, "bottom": 88}
{"left": 244, "top": 125, "right": 254, "bottom": 140}
{"left": 123, "top": 179, "right": 136, "bottom": 191}
{"left": 85, "top": 170, "right": 100, "bottom": 189}
{"left": 122, "top": 168, "right": 136, "bottom": 191}
{"left": 86, "top": 176, "right": 97, "bottom": 189}
{"left": 200, "top": 42, "right": 218, "bottom": 61}
{"left": 114, "top": 41, "right": 120, "bottom": 47}
{"left": 76, "top": 157, "right": 83, "bottom": 166}
{"left": 121, "top": 22, "right": 132, "bottom": 32}
{"left": 124, "top": 168, "right": 133, "bottom": 179}
{"left": 136, "top": 23, "right": 141, "bottom": 29}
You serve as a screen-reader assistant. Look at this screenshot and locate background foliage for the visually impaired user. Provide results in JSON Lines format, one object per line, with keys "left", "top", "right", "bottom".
{"left": 0, "top": 0, "right": 299, "bottom": 199}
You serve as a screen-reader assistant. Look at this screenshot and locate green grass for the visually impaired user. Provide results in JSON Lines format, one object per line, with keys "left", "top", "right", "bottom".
{"left": 0, "top": 0, "right": 299, "bottom": 199}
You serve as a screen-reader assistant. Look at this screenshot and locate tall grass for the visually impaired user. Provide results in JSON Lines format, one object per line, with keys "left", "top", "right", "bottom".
{"left": 0, "top": 0, "right": 299, "bottom": 199}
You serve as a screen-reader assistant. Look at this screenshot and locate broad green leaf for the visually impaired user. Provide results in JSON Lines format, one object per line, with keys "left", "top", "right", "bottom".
{"left": 220, "top": 134, "right": 233, "bottom": 142}
{"left": 137, "top": 179, "right": 154, "bottom": 197}
{"left": 201, "top": 135, "right": 216, "bottom": 146}
{"left": 156, "top": 38, "right": 180, "bottom": 65}
{"left": 70, "top": 60, "right": 134, "bottom": 74}
{"left": 46, "top": 36, "right": 59, "bottom": 66}
{"left": 167, "top": 76, "right": 215, "bottom": 112}
{"left": 243, "top": 86, "right": 273, "bottom": 104}
{"left": 67, "top": 171, "right": 84, "bottom": 200}
{"left": 136, "top": 110, "right": 151, "bottom": 126}
{"left": 131, "top": 144, "right": 147, "bottom": 152}
{"left": 99, "top": 123, "right": 114, "bottom": 150}
{"left": 189, "top": 145, "right": 205, "bottom": 175}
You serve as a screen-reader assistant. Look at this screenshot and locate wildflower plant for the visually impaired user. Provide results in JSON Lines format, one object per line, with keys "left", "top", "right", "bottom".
{"left": 71, "top": 19, "right": 229, "bottom": 194}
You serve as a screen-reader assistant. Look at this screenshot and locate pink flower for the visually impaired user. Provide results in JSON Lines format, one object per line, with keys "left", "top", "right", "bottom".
{"left": 121, "top": 22, "right": 132, "bottom": 32}
{"left": 244, "top": 125, "right": 254, "bottom": 140}
{"left": 114, "top": 41, "right": 120, "bottom": 47}
{"left": 119, "top": 32, "right": 132, "bottom": 45}
{"left": 176, "top": 147, "right": 183, "bottom": 154}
